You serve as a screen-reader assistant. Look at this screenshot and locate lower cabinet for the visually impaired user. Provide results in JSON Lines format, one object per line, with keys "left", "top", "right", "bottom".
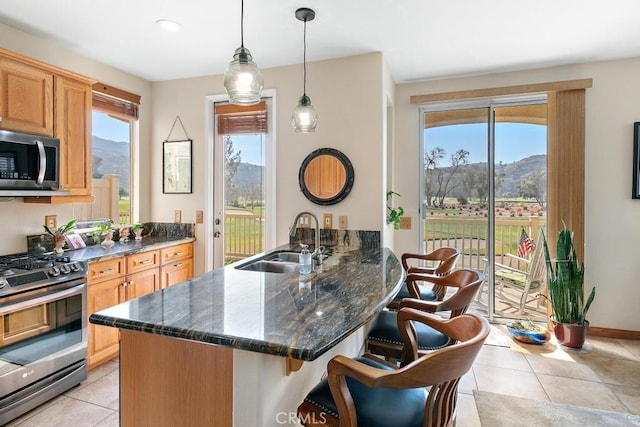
{"left": 160, "top": 243, "right": 194, "bottom": 289}
{"left": 87, "top": 243, "right": 193, "bottom": 369}
{"left": 87, "top": 276, "right": 123, "bottom": 368}
{"left": 87, "top": 256, "right": 126, "bottom": 368}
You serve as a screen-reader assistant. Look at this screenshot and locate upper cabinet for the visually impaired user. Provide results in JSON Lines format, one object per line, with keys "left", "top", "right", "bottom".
{"left": 0, "top": 58, "right": 54, "bottom": 136}
{"left": 0, "top": 48, "right": 95, "bottom": 203}
{"left": 55, "top": 76, "right": 92, "bottom": 198}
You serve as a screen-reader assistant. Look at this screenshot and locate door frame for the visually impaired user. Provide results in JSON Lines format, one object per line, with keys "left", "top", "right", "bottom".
{"left": 205, "top": 89, "right": 277, "bottom": 271}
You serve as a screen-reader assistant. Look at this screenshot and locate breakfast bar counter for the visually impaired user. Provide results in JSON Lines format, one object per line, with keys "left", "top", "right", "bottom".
{"left": 90, "top": 244, "right": 404, "bottom": 426}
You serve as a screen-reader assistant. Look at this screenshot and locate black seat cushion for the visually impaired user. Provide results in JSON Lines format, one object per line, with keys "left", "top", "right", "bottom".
{"left": 303, "top": 357, "right": 427, "bottom": 427}
{"left": 393, "top": 282, "right": 437, "bottom": 302}
{"left": 368, "top": 310, "right": 451, "bottom": 350}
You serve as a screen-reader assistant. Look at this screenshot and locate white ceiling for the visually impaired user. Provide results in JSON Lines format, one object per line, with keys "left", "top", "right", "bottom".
{"left": 2, "top": 0, "right": 640, "bottom": 83}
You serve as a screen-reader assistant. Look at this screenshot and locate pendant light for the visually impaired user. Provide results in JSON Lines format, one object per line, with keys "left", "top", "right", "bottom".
{"left": 291, "top": 8, "right": 318, "bottom": 133}
{"left": 224, "top": 0, "right": 263, "bottom": 105}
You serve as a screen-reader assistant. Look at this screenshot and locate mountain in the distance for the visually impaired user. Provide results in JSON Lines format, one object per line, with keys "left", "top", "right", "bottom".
{"left": 92, "top": 136, "right": 130, "bottom": 189}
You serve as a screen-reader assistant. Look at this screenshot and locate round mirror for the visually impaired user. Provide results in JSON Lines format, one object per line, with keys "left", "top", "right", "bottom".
{"left": 299, "top": 148, "right": 355, "bottom": 205}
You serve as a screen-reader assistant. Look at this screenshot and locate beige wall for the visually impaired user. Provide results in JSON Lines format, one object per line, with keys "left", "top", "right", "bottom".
{"left": 150, "top": 53, "right": 387, "bottom": 273}
{"left": 0, "top": 23, "right": 152, "bottom": 254}
{"left": 394, "top": 58, "right": 640, "bottom": 332}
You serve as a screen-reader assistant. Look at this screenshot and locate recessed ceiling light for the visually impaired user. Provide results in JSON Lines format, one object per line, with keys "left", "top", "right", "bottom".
{"left": 156, "top": 19, "right": 183, "bottom": 32}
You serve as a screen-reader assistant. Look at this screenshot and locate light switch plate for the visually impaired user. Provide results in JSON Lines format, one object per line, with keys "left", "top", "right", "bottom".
{"left": 323, "top": 213, "right": 333, "bottom": 229}
{"left": 339, "top": 216, "right": 348, "bottom": 228}
{"left": 399, "top": 216, "right": 412, "bottom": 230}
{"left": 45, "top": 215, "right": 57, "bottom": 231}
{"left": 174, "top": 210, "right": 182, "bottom": 223}
{"left": 195, "top": 210, "right": 203, "bottom": 224}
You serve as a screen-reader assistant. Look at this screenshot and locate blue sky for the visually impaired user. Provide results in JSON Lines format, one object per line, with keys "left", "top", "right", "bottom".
{"left": 92, "top": 111, "right": 130, "bottom": 143}
{"left": 226, "top": 134, "right": 266, "bottom": 165}
{"left": 425, "top": 123, "right": 546, "bottom": 164}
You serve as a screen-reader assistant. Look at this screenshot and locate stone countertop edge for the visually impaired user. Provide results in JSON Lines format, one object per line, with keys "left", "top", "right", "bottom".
{"left": 89, "top": 245, "right": 405, "bottom": 362}
{"left": 65, "top": 237, "right": 195, "bottom": 263}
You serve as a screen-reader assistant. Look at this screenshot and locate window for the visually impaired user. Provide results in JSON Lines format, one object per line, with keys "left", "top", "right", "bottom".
{"left": 74, "top": 84, "right": 139, "bottom": 225}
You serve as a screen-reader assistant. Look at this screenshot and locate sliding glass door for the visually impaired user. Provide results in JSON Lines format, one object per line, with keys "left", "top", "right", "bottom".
{"left": 421, "top": 98, "right": 547, "bottom": 321}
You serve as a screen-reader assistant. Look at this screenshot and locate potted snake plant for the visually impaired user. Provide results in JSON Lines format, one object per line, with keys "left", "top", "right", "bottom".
{"left": 541, "top": 224, "right": 595, "bottom": 348}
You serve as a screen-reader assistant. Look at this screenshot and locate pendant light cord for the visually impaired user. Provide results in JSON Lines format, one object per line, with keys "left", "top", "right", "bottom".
{"left": 303, "top": 17, "right": 307, "bottom": 96}
{"left": 240, "top": 0, "right": 245, "bottom": 47}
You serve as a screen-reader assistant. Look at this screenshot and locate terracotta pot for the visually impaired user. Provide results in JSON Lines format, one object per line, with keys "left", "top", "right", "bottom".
{"left": 550, "top": 318, "right": 589, "bottom": 348}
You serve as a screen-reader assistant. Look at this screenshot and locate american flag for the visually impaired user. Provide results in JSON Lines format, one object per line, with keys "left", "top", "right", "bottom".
{"left": 517, "top": 228, "right": 535, "bottom": 258}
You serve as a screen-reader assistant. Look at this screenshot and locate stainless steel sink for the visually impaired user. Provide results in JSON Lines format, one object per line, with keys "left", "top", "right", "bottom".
{"left": 235, "top": 260, "right": 299, "bottom": 273}
{"left": 262, "top": 251, "right": 300, "bottom": 263}
{"left": 234, "top": 250, "right": 315, "bottom": 273}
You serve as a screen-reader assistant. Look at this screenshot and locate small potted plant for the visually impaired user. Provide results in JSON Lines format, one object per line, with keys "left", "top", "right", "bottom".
{"left": 386, "top": 190, "right": 404, "bottom": 230}
{"left": 92, "top": 220, "right": 115, "bottom": 247}
{"left": 541, "top": 224, "right": 596, "bottom": 348}
{"left": 132, "top": 223, "right": 144, "bottom": 241}
{"left": 44, "top": 218, "right": 77, "bottom": 254}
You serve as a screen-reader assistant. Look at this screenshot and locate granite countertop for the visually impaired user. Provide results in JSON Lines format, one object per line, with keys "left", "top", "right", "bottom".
{"left": 89, "top": 244, "right": 404, "bottom": 361}
{"left": 65, "top": 236, "right": 195, "bottom": 263}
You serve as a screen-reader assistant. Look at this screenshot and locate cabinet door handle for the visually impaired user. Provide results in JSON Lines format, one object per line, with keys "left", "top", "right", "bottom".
{"left": 173, "top": 263, "right": 183, "bottom": 268}
{"left": 122, "top": 281, "right": 128, "bottom": 287}
{"left": 173, "top": 252, "right": 183, "bottom": 257}
{"left": 139, "top": 260, "right": 152, "bottom": 265}
{"left": 99, "top": 268, "right": 113, "bottom": 275}
{"left": 129, "top": 280, "right": 134, "bottom": 286}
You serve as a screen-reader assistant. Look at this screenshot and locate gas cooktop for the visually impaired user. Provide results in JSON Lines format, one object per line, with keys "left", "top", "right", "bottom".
{"left": 0, "top": 253, "right": 87, "bottom": 298}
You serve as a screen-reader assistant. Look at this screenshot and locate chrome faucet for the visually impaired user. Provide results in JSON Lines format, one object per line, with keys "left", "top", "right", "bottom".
{"left": 289, "top": 211, "right": 323, "bottom": 264}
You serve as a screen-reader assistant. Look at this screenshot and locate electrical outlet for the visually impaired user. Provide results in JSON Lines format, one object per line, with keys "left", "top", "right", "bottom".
{"left": 339, "top": 215, "right": 348, "bottom": 228}
{"left": 195, "top": 210, "right": 203, "bottom": 224}
{"left": 174, "top": 210, "right": 182, "bottom": 223}
{"left": 45, "top": 215, "right": 57, "bottom": 230}
{"left": 299, "top": 215, "right": 310, "bottom": 228}
{"left": 323, "top": 213, "right": 333, "bottom": 229}
{"left": 399, "top": 216, "right": 412, "bottom": 230}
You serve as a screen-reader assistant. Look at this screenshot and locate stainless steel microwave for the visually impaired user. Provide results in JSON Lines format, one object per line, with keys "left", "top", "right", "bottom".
{"left": 0, "top": 130, "right": 66, "bottom": 196}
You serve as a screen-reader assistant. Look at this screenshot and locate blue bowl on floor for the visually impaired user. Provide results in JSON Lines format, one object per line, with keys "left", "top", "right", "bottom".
{"left": 507, "top": 326, "right": 551, "bottom": 345}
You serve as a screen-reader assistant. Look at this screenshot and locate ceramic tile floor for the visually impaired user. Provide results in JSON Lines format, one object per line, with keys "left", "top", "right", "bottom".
{"left": 5, "top": 330, "right": 640, "bottom": 426}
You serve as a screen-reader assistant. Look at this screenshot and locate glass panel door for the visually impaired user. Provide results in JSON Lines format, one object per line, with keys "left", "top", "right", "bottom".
{"left": 422, "top": 100, "right": 547, "bottom": 321}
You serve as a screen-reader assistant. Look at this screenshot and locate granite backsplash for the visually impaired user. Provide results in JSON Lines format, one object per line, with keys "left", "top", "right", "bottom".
{"left": 290, "top": 229, "right": 380, "bottom": 250}
{"left": 27, "top": 222, "right": 195, "bottom": 254}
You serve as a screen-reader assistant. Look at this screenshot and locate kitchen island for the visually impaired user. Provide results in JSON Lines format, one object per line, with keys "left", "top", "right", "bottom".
{"left": 89, "top": 244, "right": 404, "bottom": 426}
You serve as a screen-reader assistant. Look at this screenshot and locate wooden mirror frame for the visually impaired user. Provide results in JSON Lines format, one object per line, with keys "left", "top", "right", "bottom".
{"left": 298, "top": 148, "right": 355, "bottom": 205}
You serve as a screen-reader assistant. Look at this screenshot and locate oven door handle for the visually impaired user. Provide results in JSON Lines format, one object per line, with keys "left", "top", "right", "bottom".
{"left": 0, "top": 284, "right": 85, "bottom": 316}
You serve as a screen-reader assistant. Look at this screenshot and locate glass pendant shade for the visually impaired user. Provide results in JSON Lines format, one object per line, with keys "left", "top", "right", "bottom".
{"left": 224, "top": 46, "right": 263, "bottom": 106}
{"left": 292, "top": 95, "right": 318, "bottom": 133}
{"left": 292, "top": 8, "right": 317, "bottom": 132}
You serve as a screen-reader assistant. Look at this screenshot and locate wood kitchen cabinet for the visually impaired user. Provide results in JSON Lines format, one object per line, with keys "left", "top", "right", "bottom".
{"left": 0, "top": 48, "right": 95, "bottom": 203}
{"left": 87, "top": 251, "right": 160, "bottom": 368}
{"left": 87, "top": 257, "right": 125, "bottom": 368}
{"left": 53, "top": 76, "right": 92, "bottom": 199}
{"left": 160, "top": 242, "right": 194, "bottom": 289}
{"left": 87, "top": 244, "right": 194, "bottom": 369}
{"left": 0, "top": 57, "right": 54, "bottom": 136}
{"left": 125, "top": 251, "right": 160, "bottom": 300}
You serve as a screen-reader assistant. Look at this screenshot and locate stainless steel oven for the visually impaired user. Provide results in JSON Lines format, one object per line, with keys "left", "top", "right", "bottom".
{"left": 0, "top": 254, "right": 87, "bottom": 425}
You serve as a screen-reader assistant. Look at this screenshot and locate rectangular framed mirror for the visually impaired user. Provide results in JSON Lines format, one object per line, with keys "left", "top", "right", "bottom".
{"left": 163, "top": 139, "right": 192, "bottom": 194}
{"left": 634, "top": 123, "right": 640, "bottom": 199}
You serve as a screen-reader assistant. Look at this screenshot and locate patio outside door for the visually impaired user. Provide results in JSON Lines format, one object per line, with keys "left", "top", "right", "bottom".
{"left": 421, "top": 98, "right": 547, "bottom": 321}
{"left": 211, "top": 97, "right": 275, "bottom": 269}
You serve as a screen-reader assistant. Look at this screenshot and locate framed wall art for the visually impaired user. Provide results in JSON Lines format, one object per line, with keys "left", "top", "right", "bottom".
{"left": 634, "top": 122, "right": 640, "bottom": 199}
{"left": 163, "top": 139, "right": 192, "bottom": 194}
